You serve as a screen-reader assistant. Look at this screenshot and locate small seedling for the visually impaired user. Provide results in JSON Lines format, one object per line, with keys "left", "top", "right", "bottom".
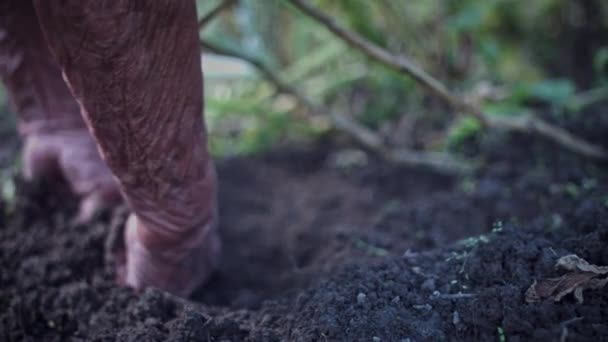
{"left": 459, "top": 178, "right": 477, "bottom": 194}
{"left": 492, "top": 221, "right": 503, "bottom": 233}
{"left": 582, "top": 178, "right": 597, "bottom": 191}
{"left": 354, "top": 239, "right": 389, "bottom": 257}
{"left": 1, "top": 175, "right": 16, "bottom": 214}
{"left": 459, "top": 235, "right": 490, "bottom": 249}
{"left": 551, "top": 214, "right": 563, "bottom": 230}
{"left": 497, "top": 326, "right": 506, "bottom": 342}
{"left": 564, "top": 182, "right": 580, "bottom": 198}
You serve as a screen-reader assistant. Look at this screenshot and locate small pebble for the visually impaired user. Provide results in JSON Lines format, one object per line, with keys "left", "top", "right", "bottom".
{"left": 413, "top": 304, "right": 432, "bottom": 311}
{"left": 372, "top": 337, "right": 381, "bottom": 342}
{"left": 144, "top": 317, "right": 160, "bottom": 326}
{"left": 452, "top": 310, "right": 461, "bottom": 326}
{"left": 357, "top": 292, "right": 367, "bottom": 305}
{"left": 421, "top": 278, "right": 436, "bottom": 292}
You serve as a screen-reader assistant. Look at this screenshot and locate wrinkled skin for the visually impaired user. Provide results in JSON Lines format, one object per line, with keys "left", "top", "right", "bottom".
{"left": 0, "top": 0, "right": 122, "bottom": 222}
{"left": 1, "top": 0, "right": 220, "bottom": 297}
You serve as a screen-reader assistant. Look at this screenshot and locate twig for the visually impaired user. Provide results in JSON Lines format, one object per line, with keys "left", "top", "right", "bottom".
{"left": 198, "top": 0, "right": 238, "bottom": 30}
{"left": 486, "top": 115, "right": 607, "bottom": 159}
{"left": 285, "top": 0, "right": 608, "bottom": 161}
{"left": 559, "top": 316, "right": 584, "bottom": 342}
{"left": 285, "top": 0, "right": 456, "bottom": 106}
{"left": 567, "top": 86, "right": 608, "bottom": 112}
{"left": 431, "top": 292, "right": 476, "bottom": 300}
{"left": 201, "top": 39, "right": 472, "bottom": 175}
{"left": 200, "top": 41, "right": 313, "bottom": 109}
{"left": 560, "top": 316, "right": 584, "bottom": 326}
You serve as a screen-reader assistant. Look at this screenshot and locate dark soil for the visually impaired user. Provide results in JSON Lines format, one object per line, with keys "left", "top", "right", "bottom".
{"left": 1, "top": 110, "right": 608, "bottom": 341}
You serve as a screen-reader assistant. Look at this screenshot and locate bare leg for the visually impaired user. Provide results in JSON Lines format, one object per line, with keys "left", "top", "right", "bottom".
{"left": 0, "top": 0, "right": 121, "bottom": 220}
{"left": 33, "top": 0, "right": 220, "bottom": 297}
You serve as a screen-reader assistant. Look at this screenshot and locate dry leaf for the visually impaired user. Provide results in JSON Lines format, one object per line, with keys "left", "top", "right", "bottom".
{"left": 525, "top": 254, "right": 608, "bottom": 304}
{"left": 556, "top": 254, "right": 608, "bottom": 274}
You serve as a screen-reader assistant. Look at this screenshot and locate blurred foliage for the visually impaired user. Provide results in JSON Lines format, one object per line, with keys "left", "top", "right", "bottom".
{"left": 446, "top": 117, "right": 482, "bottom": 151}
{"left": 0, "top": 1, "right": 606, "bottom": 159}
{"left": 200, "top": 0, "right": 608, "bottom": 156}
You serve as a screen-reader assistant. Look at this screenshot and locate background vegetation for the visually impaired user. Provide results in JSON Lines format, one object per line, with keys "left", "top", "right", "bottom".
{"left": 1, "top": 0, "right": 607, "bottom": 167}
{"left": 198, "top": 0, "right": 608, "bottom": 166}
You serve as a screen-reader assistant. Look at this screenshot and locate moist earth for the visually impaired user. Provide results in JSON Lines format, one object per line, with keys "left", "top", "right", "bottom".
{"left": 1, "top": 110, "right": 608, "bottom": 341}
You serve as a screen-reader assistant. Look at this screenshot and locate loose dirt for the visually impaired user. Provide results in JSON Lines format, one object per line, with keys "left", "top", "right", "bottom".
{"left": 1, "top": 111, "right": 608, "bottom": 341}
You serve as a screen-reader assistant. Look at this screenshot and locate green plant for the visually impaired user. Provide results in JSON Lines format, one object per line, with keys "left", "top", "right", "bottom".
{"left": 497, "top": 326, "right": 506, "bottom": 342}
{"left": 446, "top": 117, "right": 482, "bottom": 149}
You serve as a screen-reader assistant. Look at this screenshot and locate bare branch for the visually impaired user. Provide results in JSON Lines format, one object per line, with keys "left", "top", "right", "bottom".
{"left": 285, "top": 0, "right": 456, "bottom": 106}
{"left": 201, "top": 41, "right": 313, "bottom": 108}
{"left": 285, "top": 0, "right": 608, "bottom": 161}
{"left": 198, "top": 0, "right": 237, "bottom": 30}
{"left": 201, "top": 39, "right": 472, "bottom": 175}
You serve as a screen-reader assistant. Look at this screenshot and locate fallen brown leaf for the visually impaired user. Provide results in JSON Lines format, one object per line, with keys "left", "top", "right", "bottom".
{"left": 556, "top": 254, "right": 608, "bottom": 274}
{"left": 525, "top": 254, "right": 608, "bottom": 304}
